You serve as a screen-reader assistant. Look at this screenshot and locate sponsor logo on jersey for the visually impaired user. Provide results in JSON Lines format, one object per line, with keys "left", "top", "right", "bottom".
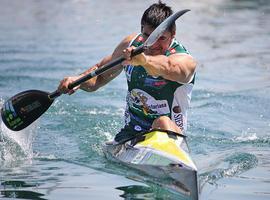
{"left": 136, "top": 35, "right": 144, "bottom": 42}
{"left": 134, "top": 125, "right": 142, "bottom": 132}
{"left": 172, "top": 106, "right": 183, "bottom": 129}
{"left": 173, "top": 106, "right": 181, "bottom": 113}
{"left": 169, "top": 48, "right": 176, "bottom": 54}
{"left": 144, "top": 77, "right": 167, "bottom": 89}
{"left": 125, "top": 65, "right": 134, "bottom": 82}
{"left": 128, "top": 89, "right": 170, "bottom": 116}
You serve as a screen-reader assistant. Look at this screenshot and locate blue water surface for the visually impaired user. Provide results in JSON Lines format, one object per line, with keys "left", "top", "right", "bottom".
{"left": 0, "top": 0, "right": 269, "bottom": 199}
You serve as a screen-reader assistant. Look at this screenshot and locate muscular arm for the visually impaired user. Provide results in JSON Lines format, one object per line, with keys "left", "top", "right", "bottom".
{"left": 143, "top": 53, "right": 196, "bottom": 83}
{"left": 124, "top": 48, "right": 196, "bottom": 83}
{"left": 78, "top": 54, "right": 116, "bottom": 92}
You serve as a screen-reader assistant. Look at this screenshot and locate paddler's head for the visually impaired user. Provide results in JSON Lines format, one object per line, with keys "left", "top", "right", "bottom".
{"left": 141, "top": 1, "right": 176, "bottom": 56}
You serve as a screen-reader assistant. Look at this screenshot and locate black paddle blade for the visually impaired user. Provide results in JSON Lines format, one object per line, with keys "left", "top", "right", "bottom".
{"left": 1, "top": 90, "right": 54, "bottom": 131}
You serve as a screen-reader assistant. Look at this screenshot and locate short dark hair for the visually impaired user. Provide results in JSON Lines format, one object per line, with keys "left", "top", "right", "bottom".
{"left": 141, "top": 1, "right": 175, "bottom": 32}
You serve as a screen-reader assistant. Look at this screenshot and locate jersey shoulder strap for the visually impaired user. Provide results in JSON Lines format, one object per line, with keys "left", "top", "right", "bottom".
{"left": 166, "top": 39, "right": 190, "bottom": 56}
{"left": 129, "top": 33, "right": 144, "bottom": 48}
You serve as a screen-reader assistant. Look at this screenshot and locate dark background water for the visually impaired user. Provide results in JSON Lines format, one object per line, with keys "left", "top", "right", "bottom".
{"left": 0, "top": 0, "right": 269, "bottom": 199}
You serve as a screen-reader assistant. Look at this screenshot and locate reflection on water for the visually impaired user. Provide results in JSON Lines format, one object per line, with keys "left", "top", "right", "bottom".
{"left": 1, "top": 180, "right": 46, "bottom": 200}
{"left": 1, "top": 190, "right": 46, "bottom": 200}
{"left": 116, "top": 184, "right": 188, "bottom": 200}
{"left": 117, "top": 185, "right": 154, "bottom": 199}
{"left": 1, "top": 159, "right": 173, "bottom": 200}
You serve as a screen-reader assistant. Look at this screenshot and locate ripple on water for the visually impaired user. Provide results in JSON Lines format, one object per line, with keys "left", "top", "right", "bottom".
{"left": 199, "top": 152, "right": 258, "bottom": 187}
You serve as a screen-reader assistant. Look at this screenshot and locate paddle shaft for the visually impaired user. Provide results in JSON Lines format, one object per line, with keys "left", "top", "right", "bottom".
{"left": 49, "top": 45, "right": 145, "bottom": 99}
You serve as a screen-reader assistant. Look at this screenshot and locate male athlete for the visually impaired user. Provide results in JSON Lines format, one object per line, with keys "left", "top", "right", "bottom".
{"left": 58, "top": 1, "right": 196, "bottom": 142}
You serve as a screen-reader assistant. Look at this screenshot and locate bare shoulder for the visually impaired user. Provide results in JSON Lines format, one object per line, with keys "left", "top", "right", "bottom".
{"left": 123, "top": 33, "right": 138, "bottom": 43}
{"left": 118, "top": 33, "right": 138, "bottom": 49}
{"left": 113, "top": 33, "right": 138, "bottom": 57}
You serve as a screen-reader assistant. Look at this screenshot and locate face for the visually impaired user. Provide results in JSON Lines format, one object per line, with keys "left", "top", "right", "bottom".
{"left": 141, "top": 24, "right": 175, "bottom": 56}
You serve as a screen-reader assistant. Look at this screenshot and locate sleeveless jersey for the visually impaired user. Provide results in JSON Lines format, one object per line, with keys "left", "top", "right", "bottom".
{"left": 123, "top": 34, "right": 195, "bottom": 133}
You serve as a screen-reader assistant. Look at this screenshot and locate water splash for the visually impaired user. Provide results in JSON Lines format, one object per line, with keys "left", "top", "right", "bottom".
{"left": 234, "top": 132, "right": 258, "bottom": 142}
{"left": 103, "top": 131, "right": 114, "bottom": 141}
{"left": 232, "top": 132, "right": 270, "bottom": 147}
{"left": 0, "top": 116, "right": 38, "bottom": 162}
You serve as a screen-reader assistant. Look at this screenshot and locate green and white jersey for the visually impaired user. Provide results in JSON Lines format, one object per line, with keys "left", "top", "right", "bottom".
{"left": 123, "top": 34, "right": 195, "bottom": 133}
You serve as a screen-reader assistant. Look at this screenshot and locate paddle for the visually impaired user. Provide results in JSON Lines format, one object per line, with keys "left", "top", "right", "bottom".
{"left": 0, "top": 9, "right": 190, "bottom": 131}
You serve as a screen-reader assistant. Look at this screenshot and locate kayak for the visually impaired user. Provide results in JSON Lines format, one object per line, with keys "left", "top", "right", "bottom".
{"left": 103, "top": 129, "right": 199, "bottom": 200}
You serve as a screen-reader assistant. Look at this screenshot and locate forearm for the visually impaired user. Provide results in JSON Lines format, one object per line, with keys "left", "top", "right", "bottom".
{"left": 143, "top": 54, "right": 196, "bottom": 83}
{"left": 78, "top": 65, "right": 99, "bottom": 92}
{"left": 79, "top": 55, "right": 111, "bottom": 92}
{"left": 79, "top": 55, "right": 123, "bottom": 92}
{"left": 143, "top": 55, "right": 170, "bottom": 77}
{"left": 77, "top": 34, "right": 133, "bottom": 92}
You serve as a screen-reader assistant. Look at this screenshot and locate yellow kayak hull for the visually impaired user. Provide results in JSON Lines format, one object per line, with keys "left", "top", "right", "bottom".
{"left": 103, "top": 130, "right": 199, "bottom": 200}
